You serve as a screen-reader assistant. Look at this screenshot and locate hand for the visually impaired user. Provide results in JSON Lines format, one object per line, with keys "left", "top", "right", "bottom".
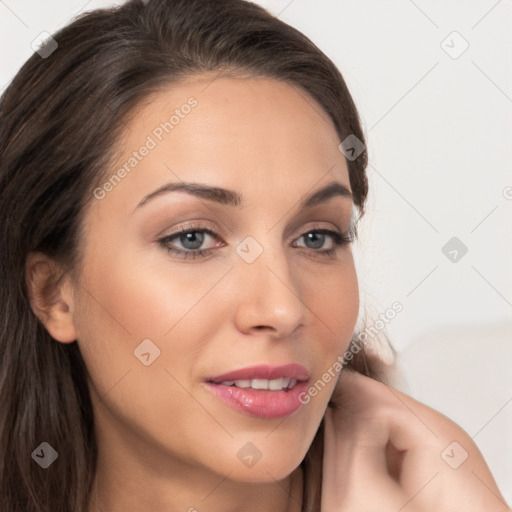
{"left": 321, "top": 369, "right": 510, "bottom": 511}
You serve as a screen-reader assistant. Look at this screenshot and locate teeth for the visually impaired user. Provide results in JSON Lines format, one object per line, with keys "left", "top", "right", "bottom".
{"left": 251, "top": 378, "right": 269, "bottom": 389}
{"left": 268, "top": 378, "right": 284, "bottom": 390}
{"left": 234, "top": 379, "right": 251, "bottom": 388}
{"left": 218, "top": 377, "right": 296, "bottom": 390}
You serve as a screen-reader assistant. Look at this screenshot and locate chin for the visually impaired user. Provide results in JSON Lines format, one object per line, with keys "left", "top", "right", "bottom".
{"left": 222, "top": 458, "right": 302, "bottom": 485}
{"left": 212, "top": 437, "right": 308, "bottom": 484}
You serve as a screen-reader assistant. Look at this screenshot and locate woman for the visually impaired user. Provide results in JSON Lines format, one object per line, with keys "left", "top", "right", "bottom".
{"left": 0, "top": 0, "right": 508, "bottom": 511}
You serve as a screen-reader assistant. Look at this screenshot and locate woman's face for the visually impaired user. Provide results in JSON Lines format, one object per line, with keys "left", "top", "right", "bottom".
{"left": 70, "top": 74, "right": 359, "bottom": 485}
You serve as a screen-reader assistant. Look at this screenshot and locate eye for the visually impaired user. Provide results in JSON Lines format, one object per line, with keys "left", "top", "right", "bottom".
{"left": 157, "top": 225, "right": 353, "bottom": 260}
{"left": 157, "top": 225, "right": 223, "bottom": 259}
{"left": 293, "top": 228, "right": 353, "bottom": 256}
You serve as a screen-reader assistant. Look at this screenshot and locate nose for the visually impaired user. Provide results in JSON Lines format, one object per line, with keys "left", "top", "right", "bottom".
{"left": 233, "top": 242, "right": 306, "bottom": 338}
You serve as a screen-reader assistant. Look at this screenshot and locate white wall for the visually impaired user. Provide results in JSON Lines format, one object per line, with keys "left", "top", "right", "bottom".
{"left": 2, "top": 0, "right": 511, "bottom": 503}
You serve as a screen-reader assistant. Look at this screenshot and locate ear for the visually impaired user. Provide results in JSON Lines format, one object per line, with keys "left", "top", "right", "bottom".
{"left": 25, "top": 252, "right": 78, "bottom": 343}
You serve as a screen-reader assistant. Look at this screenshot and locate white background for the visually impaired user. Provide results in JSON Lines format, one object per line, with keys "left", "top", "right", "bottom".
{"left": 1, "top": 0, "right": 511, "bottom": 504}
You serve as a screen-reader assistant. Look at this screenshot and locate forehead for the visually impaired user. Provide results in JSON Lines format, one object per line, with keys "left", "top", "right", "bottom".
{"left": 96, "top": 74, "right": 350, "bottom": 214}
{"left": 131, "top": 73, "right": 339, "bottom": 142}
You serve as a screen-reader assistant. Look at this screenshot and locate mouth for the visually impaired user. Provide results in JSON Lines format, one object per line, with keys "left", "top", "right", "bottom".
{"left": 204, "top": 364, "right": 310, "bottom": 419}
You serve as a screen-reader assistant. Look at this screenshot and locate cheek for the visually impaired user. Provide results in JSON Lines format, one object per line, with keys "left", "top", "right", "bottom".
{"left": 72, "top": 247, "right": 233, "bottom": 390}
{"left": 302, "top": 256, "right": 359, "bottom": 354}
{"left": 303, "top": 259, "right": 359, "bottom": 406}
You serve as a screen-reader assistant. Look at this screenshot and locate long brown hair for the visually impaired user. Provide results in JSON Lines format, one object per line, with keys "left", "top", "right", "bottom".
{"left": 0, "top": 1, "right": 388, "bottom": 510}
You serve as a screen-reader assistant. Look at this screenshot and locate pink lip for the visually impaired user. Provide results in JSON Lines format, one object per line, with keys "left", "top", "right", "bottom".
{"left": 204, "top": 364, "right": 310, "bottom": 419}
{"left": 204, "top": 381, "right": 310, "bottom": 419}
{"left": 206, "top": 363, "right": 310, "bottom": 383}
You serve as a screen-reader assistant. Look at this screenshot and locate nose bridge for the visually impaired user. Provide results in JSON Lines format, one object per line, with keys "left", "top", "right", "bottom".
{"left": 233, "top": 230, "right": 305, "bottom": 335}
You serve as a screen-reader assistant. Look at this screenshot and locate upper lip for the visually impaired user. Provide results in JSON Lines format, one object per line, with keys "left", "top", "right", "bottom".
{"left": 207, "top": 364, "right": 310, "bottom": 383}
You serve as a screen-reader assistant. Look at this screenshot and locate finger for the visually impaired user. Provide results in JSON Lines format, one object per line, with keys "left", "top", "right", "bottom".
{"left": 322, "top": 405, "right": 406, "bottom": 510}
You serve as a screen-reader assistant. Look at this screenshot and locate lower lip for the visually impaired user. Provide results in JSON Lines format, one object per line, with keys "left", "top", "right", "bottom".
{"left": 205, "top": 381, "right": 309, "bottom": 419}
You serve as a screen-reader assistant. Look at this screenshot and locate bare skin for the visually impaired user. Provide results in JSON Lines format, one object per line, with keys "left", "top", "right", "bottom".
{"left": 323, "top": 369, "right": 510, "bottom": 511}
{"left": 25, "top": 74, "right": 509, "bottom": 511}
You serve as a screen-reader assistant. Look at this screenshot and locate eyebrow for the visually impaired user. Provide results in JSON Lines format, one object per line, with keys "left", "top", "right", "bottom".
{"left": 134, "top": 179, "right": 353, "bottom": 211}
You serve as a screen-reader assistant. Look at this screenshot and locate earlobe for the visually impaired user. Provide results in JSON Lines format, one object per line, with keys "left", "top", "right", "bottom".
{"left": 25, "top": 252, "right": 78, "bottom": 343}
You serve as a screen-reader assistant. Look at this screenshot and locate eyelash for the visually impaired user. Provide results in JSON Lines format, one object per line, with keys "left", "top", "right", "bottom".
{"left": 157, "top": 224, "right": 353, "bottom": 260}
